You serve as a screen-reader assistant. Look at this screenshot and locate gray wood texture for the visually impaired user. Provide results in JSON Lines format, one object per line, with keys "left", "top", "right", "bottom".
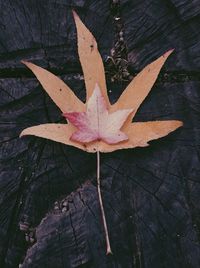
{"left": 0, "top": 0, "right": 200, "bottom": 267}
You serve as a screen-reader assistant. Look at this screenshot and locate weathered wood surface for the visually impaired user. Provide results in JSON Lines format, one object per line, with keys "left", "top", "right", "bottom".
{"left": 0, "top": 0, "right": 200, "bottom": 267}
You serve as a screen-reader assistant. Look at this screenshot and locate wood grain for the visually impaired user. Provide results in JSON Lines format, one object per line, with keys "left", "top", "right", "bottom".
{"left": 1, "top": 0, "right": 200, "bottom": 267}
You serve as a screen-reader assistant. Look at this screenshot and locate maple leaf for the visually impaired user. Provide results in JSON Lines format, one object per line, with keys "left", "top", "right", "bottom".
{"left": 20, "top": 12, "right": 182, "bottom": 153}
{"left": 63, "top": 84, "right": 133, "bottom": 144}
{"left": 20, "top": 11, "right": 183, "bottom": 254}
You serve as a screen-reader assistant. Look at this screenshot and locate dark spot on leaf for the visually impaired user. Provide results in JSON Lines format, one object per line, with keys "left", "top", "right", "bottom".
{"left": 90, "top": 44, "right": 94, "bottom": 52}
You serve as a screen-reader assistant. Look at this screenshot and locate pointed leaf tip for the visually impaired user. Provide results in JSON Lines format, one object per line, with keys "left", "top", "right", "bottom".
{"left": 21, "top": 60, "right": 85, "bottom": 113}
{"left": 72, "top": 9, "right": 78, "bottom": 18}
{"left": 163, "top": 49, "right": 174, "bottom": 58}
{"left": 72, "top": 10, "right": 109, "bottom": 104}
{"left": 19, "top": 131, "right": 24, "bottom": 138}
{"left": 111, "top": 50, "right": 174, "bottom": 125}
{"left": 19, "top": 124, "right": 86, "bottom": 150}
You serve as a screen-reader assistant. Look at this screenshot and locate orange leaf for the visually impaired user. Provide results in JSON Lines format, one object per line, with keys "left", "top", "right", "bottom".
{"left": 19, "top": 12, "right": 183, "bottom": 256}
{"left": 20, "top": 12, "right": 183, "bottom": 154}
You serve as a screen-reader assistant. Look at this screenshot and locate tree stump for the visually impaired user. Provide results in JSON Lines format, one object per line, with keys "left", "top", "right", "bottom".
{"left": 1, "top": 0, "right": 200, "bottom": 267}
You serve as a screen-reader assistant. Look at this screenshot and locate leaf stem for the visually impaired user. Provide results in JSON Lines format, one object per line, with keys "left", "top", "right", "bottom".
{"left": 97, "top": 150, "right": 112, "bottom": 255}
